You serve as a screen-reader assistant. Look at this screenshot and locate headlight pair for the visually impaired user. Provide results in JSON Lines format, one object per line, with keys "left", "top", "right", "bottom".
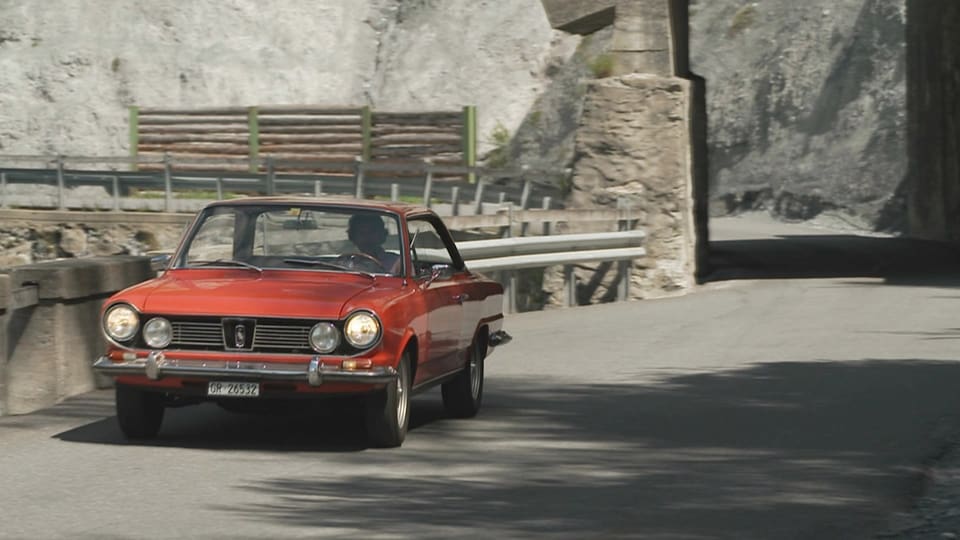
{"left": 311, "top": 312, "right": 381, "bottom": 353}
{"left": 104, "top": 304, "right": 172, "bottom": 348}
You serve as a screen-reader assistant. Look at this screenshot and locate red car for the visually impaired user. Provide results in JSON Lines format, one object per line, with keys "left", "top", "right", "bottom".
{"left": 93, "top": 197, "right": 510, "bottom": 447}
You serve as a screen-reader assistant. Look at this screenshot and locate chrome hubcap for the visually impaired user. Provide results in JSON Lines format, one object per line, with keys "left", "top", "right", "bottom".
{"left": 470, "top": 348, "right": 481, "bottom": 399}
{"left": 396, "top": 365, "right": 408, "bottom": 426}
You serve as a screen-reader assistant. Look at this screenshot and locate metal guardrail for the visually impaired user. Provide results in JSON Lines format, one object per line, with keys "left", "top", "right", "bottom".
{"left": 0, "top": 154, "right": 568, "bottom": 215}
{"left": 458, "top": 231, "right": 645, "bottom": 312}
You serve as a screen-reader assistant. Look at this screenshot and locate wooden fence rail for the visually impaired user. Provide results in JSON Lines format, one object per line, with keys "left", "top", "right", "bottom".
{"left": 130, "top": 105, "right": 477, "bottom": 178}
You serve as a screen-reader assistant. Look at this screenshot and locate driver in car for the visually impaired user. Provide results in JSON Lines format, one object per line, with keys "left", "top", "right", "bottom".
{"left": 347, "top": 213, "right": 401, "bottom": 274}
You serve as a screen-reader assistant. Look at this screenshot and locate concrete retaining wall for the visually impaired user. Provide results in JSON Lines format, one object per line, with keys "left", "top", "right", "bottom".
{"left": 0, "top": 256, "right": 153, "bottom": 415}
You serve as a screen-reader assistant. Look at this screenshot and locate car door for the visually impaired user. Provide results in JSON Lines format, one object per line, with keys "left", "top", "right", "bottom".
{"left": 408, "top": 216, "right": 467, "bottom": 379}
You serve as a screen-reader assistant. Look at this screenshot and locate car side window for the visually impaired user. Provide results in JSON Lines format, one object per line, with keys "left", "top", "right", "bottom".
{"left": 407, "top": 218, "right": 456, "bottom": 277}
{"left": 183, "top": 208, "right": 236, "bottom": 263}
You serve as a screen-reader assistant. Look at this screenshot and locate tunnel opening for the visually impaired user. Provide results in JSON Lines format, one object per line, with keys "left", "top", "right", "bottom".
{"left": 686, "top": 0, "right": 960, "bottom": 285}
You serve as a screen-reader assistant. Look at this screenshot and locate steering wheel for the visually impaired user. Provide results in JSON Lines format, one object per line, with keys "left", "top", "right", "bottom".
{"left": 336, "top": 252, "right": 387, "bottom": 272}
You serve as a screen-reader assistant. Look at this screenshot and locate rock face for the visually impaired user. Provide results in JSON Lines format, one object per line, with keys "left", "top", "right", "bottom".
{"left": 0, "top": 218, "right": 185, "bottom": 269}
{"left": 690, "top": 0, "right": 906, "bottom": 228}
{"left": 0, "top": 0, "right": 570, "bottom": 158}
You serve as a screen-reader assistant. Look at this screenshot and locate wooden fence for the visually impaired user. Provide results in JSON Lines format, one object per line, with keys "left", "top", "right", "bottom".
{"left": 131, "top": 105, "right": 477, "bottom": 177}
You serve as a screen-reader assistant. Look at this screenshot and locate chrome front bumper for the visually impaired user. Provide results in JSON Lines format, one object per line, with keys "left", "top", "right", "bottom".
{"left": 93, "top": 352, "right": 397, "bottom": 386}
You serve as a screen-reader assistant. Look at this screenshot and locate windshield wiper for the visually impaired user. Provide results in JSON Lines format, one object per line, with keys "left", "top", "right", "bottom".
{"left": 187, "top": 259, "right": 263, "bottom": 273}
{"left": 282, "top": 258, "right": 376, "bottom": 279}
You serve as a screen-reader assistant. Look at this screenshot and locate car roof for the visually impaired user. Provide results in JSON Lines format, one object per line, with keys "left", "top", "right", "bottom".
{"left": 203, "top": 196, "right": 430, "bottom": 217}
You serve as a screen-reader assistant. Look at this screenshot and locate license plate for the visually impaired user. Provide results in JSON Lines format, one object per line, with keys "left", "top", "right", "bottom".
{"left": 207, "top": 381, "right": 260, "bottom": 398}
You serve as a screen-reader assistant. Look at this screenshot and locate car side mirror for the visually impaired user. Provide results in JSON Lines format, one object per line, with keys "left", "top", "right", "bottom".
{"left": 149, "top": 252, "right": 172, "bottom": 274}
{"left": 422, "top": 263, "right": 453, "bottom": 287}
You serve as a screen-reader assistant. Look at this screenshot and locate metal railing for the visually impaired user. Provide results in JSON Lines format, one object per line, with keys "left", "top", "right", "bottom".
{"left": 0, "top": 154, "right": 568, "bottom": 216}
{"left": 459, "top": 231, "right": 646, "bottom": 312}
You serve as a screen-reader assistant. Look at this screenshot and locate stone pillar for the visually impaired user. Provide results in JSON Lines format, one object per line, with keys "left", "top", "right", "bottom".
{"left": 556, "top": 0, "right": 709, "bottom": 299}
{"left": 568, "top": 74, "right": 699, "bottom": 297}
{"left": 906, "top": 0, "right": 960, "bottom": 240}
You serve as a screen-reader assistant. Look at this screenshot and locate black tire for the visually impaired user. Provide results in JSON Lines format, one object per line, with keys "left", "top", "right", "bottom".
{"left": 365, "top": 354, "right": 410, "bottom": 448}
{"left": 115, "top": 384, "right": 165, "bottom": 439}
{"left": 442, "top": 337, "right": 484, "bottom": 418}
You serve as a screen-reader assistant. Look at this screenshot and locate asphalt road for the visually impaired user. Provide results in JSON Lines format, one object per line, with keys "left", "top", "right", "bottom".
{"left": 4, "top": 213, "right": 960, "bottom": 539}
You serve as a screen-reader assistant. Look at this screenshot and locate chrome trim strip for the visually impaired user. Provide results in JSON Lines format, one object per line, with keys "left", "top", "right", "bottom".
{"left": 93, "top": 355, "right": 397, "bottom": 386}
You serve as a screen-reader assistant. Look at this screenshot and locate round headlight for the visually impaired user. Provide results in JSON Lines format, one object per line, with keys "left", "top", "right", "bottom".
{"left": 344, "top": 312, "right": 380, "bottom": 349}
{"left": 309, "top": 322, "right": 340, "bottom": 353}
{"left": 143, "top": 317, "right": 172, "bottom": 349}
{"left": 104, "top": 304, "right": 139, "bottom": 342}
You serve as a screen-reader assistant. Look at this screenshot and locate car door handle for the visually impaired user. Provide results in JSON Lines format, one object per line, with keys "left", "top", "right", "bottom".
{"left": 453, "top": 293, "right": 470, "bottom": 304}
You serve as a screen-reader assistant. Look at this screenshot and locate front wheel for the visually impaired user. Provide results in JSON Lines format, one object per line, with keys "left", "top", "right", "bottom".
{"left": 115, "top": 385, "right": 165, "bottom": 439}
{"left": 365, "top": 354, "right": 410, "bottom": 448}
{"left": 442, "top": 337, "right": 484, "bottom": 418}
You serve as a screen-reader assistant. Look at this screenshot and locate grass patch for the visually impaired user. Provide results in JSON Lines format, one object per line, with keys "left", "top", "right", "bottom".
{"left": 727, "top": 5, "right": 757, "bottom": 38}
{"left": 589, "top": 53, "right": 615, "bottom": 78}
{"left": 485, "top": 122, "right": 511, "bottom": 169}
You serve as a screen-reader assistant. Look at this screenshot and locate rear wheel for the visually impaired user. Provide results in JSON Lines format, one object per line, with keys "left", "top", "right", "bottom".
{"left": 115, "top": 385, "right": 165, "bottom": 439}
{"left": 365, "top": 354, "right": 410, "bottom": 448}
{"left": 442, "top": 337, "right": 484, "bottom": 418}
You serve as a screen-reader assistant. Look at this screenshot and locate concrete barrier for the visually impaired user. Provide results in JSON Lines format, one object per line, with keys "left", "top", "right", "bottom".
{"left": 0, "top": 256, "right": 153, "bottom": 415}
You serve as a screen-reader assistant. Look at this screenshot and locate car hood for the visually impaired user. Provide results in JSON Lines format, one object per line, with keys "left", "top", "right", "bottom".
{"left": 139, "top": 271, "right": 375, "bottom": 319}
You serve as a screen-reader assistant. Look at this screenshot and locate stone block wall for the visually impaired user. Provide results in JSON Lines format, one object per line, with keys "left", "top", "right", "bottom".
{"left": 0, "top": 256, "right": 153, "bottom": 415}
{"left": 562, "top": 73, "right": 698, "bottom": 300}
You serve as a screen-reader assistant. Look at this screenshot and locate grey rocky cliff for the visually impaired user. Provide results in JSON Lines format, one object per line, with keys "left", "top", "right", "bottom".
{"left": 0, "top": 0, "right": 573, "bottom": 158}
{"left": 690, "top": 0, "right": 906, "bottom": 229}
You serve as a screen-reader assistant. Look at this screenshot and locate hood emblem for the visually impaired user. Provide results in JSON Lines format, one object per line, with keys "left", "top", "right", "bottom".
{"left": 235, "top": 325, "right": 246, "bottom": 349}
{"left": 223, "top": 318, "right": 255, "bottom": 350}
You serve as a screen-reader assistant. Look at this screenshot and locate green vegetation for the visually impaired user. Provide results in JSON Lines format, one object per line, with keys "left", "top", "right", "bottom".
{"left": 528, "top": 110, "right": 543, "bottom": 127}
{"left": 588, "top": 53, "right": 615, "bottom": 78}
{"left": 728, "top": 5, "right": 757, "bottom": 38}
{"left": 485, "top": 122, "right": 511, "bottom": 169}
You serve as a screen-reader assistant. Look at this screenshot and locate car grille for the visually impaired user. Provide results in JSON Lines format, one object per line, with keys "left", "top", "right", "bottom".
{"left": 168, "top": 320, "right": 313, "bottom": 353}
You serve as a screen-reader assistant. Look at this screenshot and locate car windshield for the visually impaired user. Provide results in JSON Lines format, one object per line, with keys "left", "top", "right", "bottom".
{"left": 174, "top": 204, "right": 404, "bottom": 276}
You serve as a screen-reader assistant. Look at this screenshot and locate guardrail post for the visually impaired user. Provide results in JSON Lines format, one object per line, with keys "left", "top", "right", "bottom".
{"left": 391, "top": 183, "right": 399, "bottom": 202}
{"left": 451, "top": 186, "right": 460, "bottom": 216}
{"left": 247, "top": 106, "right": 259, "bottom": 173}
{"left": 617, "top": 197, "right": 631, "bottom": 302}
{"left": 56, "top": 156, "right": 66, "bottom": 210}
{"left": 266, "top": 156, "right": 276, "bottom": 196}
{"left": 314, "top": 180, "right": 323, "bottom": 197}
{"left": 163, "top": 153, "right": 172, "bottom": 212}
{"left": 473, "top": 176, "right": 486, "bottom": 215}
{"left": 354, "top": 156, "right": 365, "bottom": 198}
{"left": 129, "top": 106, "right": 139, "bottom": 172}
{"left": 422, "top": 159, "right": 433, "bottom": 208}
{"left": 500, "top": 271, "right": 517, "bottom": 314}
{"left": 111, "top": 176, "right": 120, "bottom": 211}
{"left": 0, "top": 172, "right": 7, "bottom": 209}
{"left": 542, "top": 196, "right": 552, "bottom": 236}
{"left": 519, "top": 170, "right": 531, "bottom": 210}
{"left": 501, "top": 203, "right": 513, "bottom": 238}
{"left": 564, "top": 265, "right": 576, "bottom": 307}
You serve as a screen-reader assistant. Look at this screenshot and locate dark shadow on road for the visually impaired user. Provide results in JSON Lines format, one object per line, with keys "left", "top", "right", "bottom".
{"left": 216, "top": 361, "right": 960, "bottom": 539}
{"left": 706, "top": 234, "right": 960, "bottom": 287}
{"left": 52, "top": 395, "right": 448, "bottom": 452}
